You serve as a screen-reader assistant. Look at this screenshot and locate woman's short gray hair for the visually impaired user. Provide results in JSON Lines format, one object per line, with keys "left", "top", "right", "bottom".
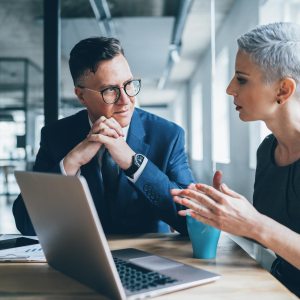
{"left": 237, "top": 22, "right": 300, "bottom": 85}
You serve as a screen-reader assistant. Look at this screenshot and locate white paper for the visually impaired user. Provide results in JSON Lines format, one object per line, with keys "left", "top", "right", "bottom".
{"left": 0, "top": 234, "right": 46, "bottom": 262}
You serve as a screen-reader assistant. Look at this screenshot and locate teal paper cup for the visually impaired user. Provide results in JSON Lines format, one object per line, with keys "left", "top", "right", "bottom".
{"left": 186, "top": 214, "right": 221, "bottom": 259}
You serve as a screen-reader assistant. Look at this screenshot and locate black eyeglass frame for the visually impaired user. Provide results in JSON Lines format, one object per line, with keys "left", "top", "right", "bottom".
{"left": 77, "top": 79, "right": 141, "bottom": 104}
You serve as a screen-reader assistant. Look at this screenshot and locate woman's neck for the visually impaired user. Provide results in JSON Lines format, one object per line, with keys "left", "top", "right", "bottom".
{"left": 265, "top": 102, "right": 300, "bottom": 165}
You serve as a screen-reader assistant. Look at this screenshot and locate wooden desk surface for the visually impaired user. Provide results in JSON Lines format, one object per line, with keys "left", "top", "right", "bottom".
{"left": 0, "top": 233, "right": 297, "bottom": 300}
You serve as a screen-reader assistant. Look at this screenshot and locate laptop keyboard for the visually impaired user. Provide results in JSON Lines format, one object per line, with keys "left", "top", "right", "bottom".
{"left": 113, "top": 257, "right": 178, "bottom": 292}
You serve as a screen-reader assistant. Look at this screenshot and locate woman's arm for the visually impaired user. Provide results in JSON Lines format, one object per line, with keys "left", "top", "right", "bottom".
{"left": 171, "top": 179, "right": 300, "bottom": 270}
{"left": 254, "top": 213, "right": 300, "bottom": 269}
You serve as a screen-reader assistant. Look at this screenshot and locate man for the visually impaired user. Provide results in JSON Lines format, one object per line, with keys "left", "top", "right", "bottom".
{"left": 13, "top": 37, "right": 194, "bottom": 235}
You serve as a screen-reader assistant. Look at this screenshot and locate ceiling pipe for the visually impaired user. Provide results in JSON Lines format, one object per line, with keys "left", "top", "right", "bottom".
{"left": 158, "top": 0, "right": 194, "bottom": 90}
{"left": 89, "top": 0, "right": 116, "bottom": 37}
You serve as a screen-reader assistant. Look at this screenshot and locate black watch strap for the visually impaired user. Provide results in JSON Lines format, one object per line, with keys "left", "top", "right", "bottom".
{"left": 124, "top": 154, "right": 145, "bottom": 179}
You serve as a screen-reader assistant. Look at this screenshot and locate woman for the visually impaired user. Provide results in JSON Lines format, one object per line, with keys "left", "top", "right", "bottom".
{"left": 172, "top": 22, "right": 300, "bottom": 297}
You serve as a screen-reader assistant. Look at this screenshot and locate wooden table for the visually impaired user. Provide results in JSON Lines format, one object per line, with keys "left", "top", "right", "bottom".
{"left": 0, "top": 233, "right": 297, "bottom": 299}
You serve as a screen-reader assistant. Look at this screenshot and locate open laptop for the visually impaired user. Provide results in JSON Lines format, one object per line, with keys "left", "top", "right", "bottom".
{"left": 15, "top": 171, "right": 220, "bottom": 300}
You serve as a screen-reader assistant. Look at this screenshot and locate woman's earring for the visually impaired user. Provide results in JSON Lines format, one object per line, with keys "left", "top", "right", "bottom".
{"left": 277, "top": 99, "right": 281, "bottom": 104}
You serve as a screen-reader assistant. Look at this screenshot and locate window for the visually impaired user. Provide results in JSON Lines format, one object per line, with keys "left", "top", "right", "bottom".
{"left": 249, "top": 122, "right": 271, "bottom": 169}
{"left": 191, "top": 84, "right": 203, "bottom": 161}
{"left": 34, "top": 115, "right": 44, "bottom": 156}
{"left": 212, "top": 47, "right": 230, "bottom": 163}
{"left": 0, "top": 112, "right": 25, "bottom": 159}
{"left": 260, "top": 122, "right": 271, "bottom": 140}
{"left": 260, "top": 0, "right": 300, "bottom": 25}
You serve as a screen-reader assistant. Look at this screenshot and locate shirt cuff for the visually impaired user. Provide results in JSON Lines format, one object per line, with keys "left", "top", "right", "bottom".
{"left": 127, "top": 156, "right": 148, "bottom": 183}
{"left": 60, "top": 158, "right": 81, "bottom": 176}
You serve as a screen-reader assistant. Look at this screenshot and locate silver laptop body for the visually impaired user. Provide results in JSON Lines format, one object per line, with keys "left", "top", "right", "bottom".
{"left": 15, "top": 171, "right": 220, "bottom": 300}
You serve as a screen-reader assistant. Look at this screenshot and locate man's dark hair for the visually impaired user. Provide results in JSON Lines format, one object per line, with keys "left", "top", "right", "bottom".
{"left": 69, "top": 36, "right": 124, "bottom": 85}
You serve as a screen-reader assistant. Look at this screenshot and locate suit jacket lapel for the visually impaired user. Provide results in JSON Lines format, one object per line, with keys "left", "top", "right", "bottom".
{"left": 74, "top": 109, "right": 91, "bottom": 144}
{"left": 126, "top": 109, "right": 150, "bottom": 155}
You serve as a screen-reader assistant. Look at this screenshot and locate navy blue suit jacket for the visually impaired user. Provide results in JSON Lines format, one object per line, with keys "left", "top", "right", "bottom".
{"left": 13, "top": 108, "right": 194, "bottom": 235}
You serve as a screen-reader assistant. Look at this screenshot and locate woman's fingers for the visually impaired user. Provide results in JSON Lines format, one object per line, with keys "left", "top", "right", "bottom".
{"left": 172, "top": 182, "right": 253, "bottom": 236}
{"left": 178, "top": 208, "right": 220, "bottom": 229}
{"left": 178, "top": 209, "right": 192, "bottom": 216}
{"left": 188, "top": 183, "right": 197, "bottom": 190}
{"left": 194, "top": 183, "right": 229, "bottom": 204}
{"left": 190, "top": 211, "right": 220, "bottom": 229}
{"left": 220, "top": 183, "right": 242, "bottom": 198}
{"left": 213, "top": 170, "right": 223, "bottom": 190}
{"left": 174, "top": 188, "right": 216, "bottom": 206}
{"left": 172, "top": 194, "right": 183, "bottom": 205}
{"left": 173, "top": 195, "right": 213, "bottom": 217}
{"left": 170, "top": 188, "right": 183, "bottom": 196}
{"left": 172, "top": 187, "right": 223, "bottom": 213}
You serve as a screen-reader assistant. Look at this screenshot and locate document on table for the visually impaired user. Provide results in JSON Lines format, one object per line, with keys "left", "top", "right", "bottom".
{"left": 0, "top": 234, "right": 46, "bottom": 262}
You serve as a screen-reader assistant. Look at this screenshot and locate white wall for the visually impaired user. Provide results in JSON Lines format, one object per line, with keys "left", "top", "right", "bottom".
{"left": 169, "top": 83, "right": 189, "bottom": 135}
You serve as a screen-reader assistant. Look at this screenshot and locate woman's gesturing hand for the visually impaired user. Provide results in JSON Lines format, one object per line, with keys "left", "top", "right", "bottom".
{"left": 171, "top": 173, "right": 262, "bottom": 239}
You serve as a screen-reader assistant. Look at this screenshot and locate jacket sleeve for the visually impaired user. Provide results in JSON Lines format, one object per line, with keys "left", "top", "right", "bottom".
{"left": 133, "top": 127, "right": 195, "bottom": 235}
{"left": 13, "top": 127, "right": 62, "bottom": 235}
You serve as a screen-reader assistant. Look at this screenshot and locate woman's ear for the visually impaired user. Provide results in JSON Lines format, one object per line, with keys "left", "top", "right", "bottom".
{"left": 74, "top": 87, "right": 86, "bottom": 106}
{"left": 277, "top": 77, "right": 297, "bottom": 104}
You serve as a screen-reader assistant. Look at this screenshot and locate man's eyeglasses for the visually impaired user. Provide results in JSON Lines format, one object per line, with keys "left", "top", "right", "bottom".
{"left": 78, "top": 79, "right": 141, "bottom": 104}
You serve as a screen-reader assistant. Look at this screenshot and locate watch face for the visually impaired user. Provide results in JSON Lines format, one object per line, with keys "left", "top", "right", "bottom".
{"left": 135, "top": 154, "right": 144, "bottom": 166}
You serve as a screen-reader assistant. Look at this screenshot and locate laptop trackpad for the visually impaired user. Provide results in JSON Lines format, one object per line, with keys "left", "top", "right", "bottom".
{"left": 130, "top": 255, "right": 183, "bottom": 271}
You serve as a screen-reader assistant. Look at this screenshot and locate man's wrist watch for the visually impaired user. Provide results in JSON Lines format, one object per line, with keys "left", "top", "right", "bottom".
{"left": 124, "top": 153, "right": 145, "bottom": 179}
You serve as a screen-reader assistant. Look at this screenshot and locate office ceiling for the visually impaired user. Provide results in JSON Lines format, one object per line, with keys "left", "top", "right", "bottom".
{"left": 0, "top": 0, "right": 235, "bottom": 107}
